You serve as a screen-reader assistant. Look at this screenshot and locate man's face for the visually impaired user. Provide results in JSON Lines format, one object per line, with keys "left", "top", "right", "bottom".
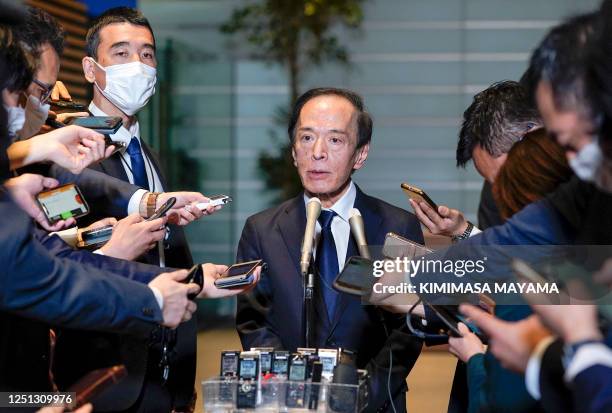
{"left": 536, "top": 81, "right": 595, "bottom": 160}
{"left": 25, "top": 43, "right": 59, "bottom": 104}
{"left": 472, "top": 144, "right": 507, "bottom": 183}
{"left": 85, "top": 22, "right": 156, "bottom": 89}
{"left": 291, "top": 95, "right": 369, "bottom": 204}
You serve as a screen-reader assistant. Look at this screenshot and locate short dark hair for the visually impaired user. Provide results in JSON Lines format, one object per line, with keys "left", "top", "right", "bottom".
{"left": 14, "top": 6, "right": 65, "bottom": 57}
{"left": 523, "top": 12, "right": 599, "bottom": 122}
{"left": 0, "top": 27, "right": 35, "bottom": 93}
{"left": 456, "top": 80, "right": 541, "bottom": 167}
{"left": 86, "top": 7, "right": 155, "bottom": 59}
{"left": 288, "top": 87, "right": 373, "bottom": 149}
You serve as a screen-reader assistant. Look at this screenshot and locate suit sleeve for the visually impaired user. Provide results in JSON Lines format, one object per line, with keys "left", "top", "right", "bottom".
{"left": 49, "top": 164, "right": 139, "bottom": 218}
{"left": 35, "top": 229, "right": 165, "bottom": 284}
{"left": 235, "top": 217, "right": 283, "bottom": 350}
{"left": 0, "top": 196, "right": 162, "bottom": 337}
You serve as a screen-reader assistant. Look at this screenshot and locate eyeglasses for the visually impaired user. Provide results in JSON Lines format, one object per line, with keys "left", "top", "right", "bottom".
{"left": 32, "top": 79, "right": 53, "bottom": 104}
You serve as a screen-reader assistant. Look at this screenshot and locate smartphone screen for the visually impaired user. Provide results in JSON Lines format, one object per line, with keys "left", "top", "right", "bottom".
{"left": 37, "top": 184, "right": 88, "bottom": 223}
{"left": 68, "top": 116, "right": 122, "bottom": 134}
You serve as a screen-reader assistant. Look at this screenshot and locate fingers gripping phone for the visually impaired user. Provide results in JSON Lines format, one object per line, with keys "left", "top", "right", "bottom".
{"left": 36, "top": 183, "right": 89, "bottom": 225}
{"left": 183, "top": 264, "right": 204, "bottom": 300}
{"left": 214, "top": 259, "right": 266, "bottom": 289}
{"left": 196, "top": 194, "right": 232, "bottom": 210}
{"left": 401, "top": 183, "right": 439, "bottom": 211}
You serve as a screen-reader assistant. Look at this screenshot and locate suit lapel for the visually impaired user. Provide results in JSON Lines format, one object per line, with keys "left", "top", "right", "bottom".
{"left": 100, "top": 150, "right": 130, "bottom": 182}
{"left": 327, "top": 186, "right": 382, "bottom": 338}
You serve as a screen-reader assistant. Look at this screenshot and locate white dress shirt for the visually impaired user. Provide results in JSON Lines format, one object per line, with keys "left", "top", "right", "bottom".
{"left": 304, "top": 181, "right": 357, "bottom": 271}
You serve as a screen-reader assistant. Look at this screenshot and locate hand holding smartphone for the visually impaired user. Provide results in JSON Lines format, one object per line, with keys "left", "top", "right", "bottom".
{"left": 214, "top": 260, "right": 265, "bottom": 289}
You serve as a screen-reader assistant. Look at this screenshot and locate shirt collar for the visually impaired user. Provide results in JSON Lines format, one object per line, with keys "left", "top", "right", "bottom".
{"left": 88, "top": 102, "right": 140, "bottom": 148}
{"left": 303, "top": 180, "right": 356, "bottom": 223}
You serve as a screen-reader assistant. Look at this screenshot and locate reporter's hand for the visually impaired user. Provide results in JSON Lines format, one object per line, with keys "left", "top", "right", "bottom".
{"left": 531, "top": 304, "right": 602, "bottom": 344}
{"left": 54, "top": 111, "right": 90, "bottom": 124}
{"left": 197, "top": 263, "right": 262, "bottom": 298}
{"left": 149, "top": 270, "right": 200, "bottom": 328}
{"left": 51, "top": 80, "right": 72, "bottom": 101}
{"left": 460, "top": 305, "right": 552, "bottom": 373}
{"left": 81, "top": 217, "right": 118, "bottom": 232}
{"left": 448, "top": 322, "right": 486, "bottom": 363}
{"left": 409, "top": 199, "right": 468, "bottom": 237}
{"left": 30, "top": 125, "right": 114, "bottom": 173}
{"left": 157, "top": 192, "right": 219, "bottom": 226}
{"left": 4, "top": 173, "right": 76, "bottom": 231}
{"left": 99, "top": 214, "right": 167, "bottom": 260}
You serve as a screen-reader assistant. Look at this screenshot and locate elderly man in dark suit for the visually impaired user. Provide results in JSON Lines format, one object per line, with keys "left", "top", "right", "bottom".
{"left": 236, "top": 87, "right": 424, "bottom": 412}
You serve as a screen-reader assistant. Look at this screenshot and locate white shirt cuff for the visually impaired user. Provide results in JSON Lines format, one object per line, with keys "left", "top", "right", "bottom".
{"left": 50, "top": 227, "right": 79, "bottom": 247}
{"left": 128, "top": 189, "right": 149, "bottom": 216}
{"left": 469, "top": 226, "right": 482, "bottom": 237}
{"left": 565, "top": 342, "right": 612, "bottom": 382}
{"left": 93, "top": 249, "right": 104, "bottom": 255}
{"left": 149, "top": 286, "right": 164, "bottom": 310}
{"left": 525, "top": 336, "right": 556, "bottom": 400}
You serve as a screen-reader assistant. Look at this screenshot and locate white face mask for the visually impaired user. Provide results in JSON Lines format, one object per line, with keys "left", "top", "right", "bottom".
{"left": 568, "top": 139, "right": 603, "bottom": 182}
{"left": 91, "top": 59, "right": 157, "bottom": 116}
{"left": 4, "top": 104, "right": 25, "bottom": 141}
{"left": 17, "top": 95, "right": 50, "bottom": 140}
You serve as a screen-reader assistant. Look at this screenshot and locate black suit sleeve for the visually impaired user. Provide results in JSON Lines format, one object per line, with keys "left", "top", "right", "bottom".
{"left": 0, "top": 195, "right": 162, "bottom": 337}
{"left": 235, "top": 217, "right": 283, "bottom": 349}
{"left": 49, "top": 164, "right": 140, "bottom": 219}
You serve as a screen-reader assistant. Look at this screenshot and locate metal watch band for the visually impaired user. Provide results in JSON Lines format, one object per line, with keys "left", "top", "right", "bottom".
{"left": 452, "top": 221, "right": 474, "bottom": 242}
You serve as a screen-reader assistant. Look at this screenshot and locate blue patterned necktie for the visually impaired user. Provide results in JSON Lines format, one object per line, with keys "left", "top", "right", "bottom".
{"left": 316, "top": 209, "right": 340, "bottom": 320}
{"left": 126, "top": 137, "right": 149, "bottom": 190}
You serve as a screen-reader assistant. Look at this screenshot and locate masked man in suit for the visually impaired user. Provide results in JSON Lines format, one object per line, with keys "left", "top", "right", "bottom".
{"left": 236, "top": 87, "right": 424, "bottom": 412}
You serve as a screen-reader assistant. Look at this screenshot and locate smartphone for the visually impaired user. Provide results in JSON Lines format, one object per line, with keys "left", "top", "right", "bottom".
{"left": 36, "top": 183, "right": 89, "bottom": 225}
{"left": 236, "top": 351, "right": 260, "bottom": 409}
{"left": 401, "top": 183, "right": 439, "bottom": 211}
{"left": 77, "top": 225, "right": 113, "bottom": 249}
{"left": 383, "top": 232, "right": 432, "bottom": 260}
{"left": 146, "top": 197, "right": 176, "bottom": 221}
{"left": 104, "top": 136, "right": 126, "bottom": 155}
{"left": 66, "top": 116, "right": 122, "bottom": 134}
{"left": 285, "top": 354, "right": 308, "bottom": 408}
{"left": 308, "top": 361, "right": 323, "bottom": 410}
{"left": 214, "top": 259, "right": 265, "bottom": 289}
{"left": 271, "top": 350, "right": 289, "bottom": 378}
{"left": 332, "top": 255, "right": 375, "bottom": 296}
{"left": 196, "top": 195, "right": 232, "bottom": 210}
{"left": 67, "top": 365, "right": 127, "bottom": 409}
{"left": 180, "top": 264, "right": 204, "bottom": 300}
{"left": 51, "top": 100, "right": 87, "bottom": 111}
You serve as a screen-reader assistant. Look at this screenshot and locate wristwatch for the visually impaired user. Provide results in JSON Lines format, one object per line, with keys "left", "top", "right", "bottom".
{"left": 562, "top": 339, "right": 602, "bottom": 369}
{"left": 451, "top": 221, "right": 474, "bottom": 242}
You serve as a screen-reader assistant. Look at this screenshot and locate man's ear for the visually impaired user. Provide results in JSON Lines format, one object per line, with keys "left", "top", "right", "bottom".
{"left": 82, "top": 57, "right": 96, "bottom": 84}
{"left": 353, "top": 143, "right": 370, "bottom": 171}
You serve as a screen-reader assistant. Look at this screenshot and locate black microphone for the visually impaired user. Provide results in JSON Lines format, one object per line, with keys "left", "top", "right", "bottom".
{"left": 349, "top": 208, "right": 371, "bottom": 259}
{"left": 300, "top": 197, "right": 321, "bottom": 276}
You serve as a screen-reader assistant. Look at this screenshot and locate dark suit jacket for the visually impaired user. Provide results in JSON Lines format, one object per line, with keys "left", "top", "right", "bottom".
{"left": 0, "top": 192, "right": 162, "bottom": 393}
{"left": 53, "top": 140, "right": 197, "bottom": 411}
{"left": 236, "top": 186, "right": 424, "bottom": 412}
